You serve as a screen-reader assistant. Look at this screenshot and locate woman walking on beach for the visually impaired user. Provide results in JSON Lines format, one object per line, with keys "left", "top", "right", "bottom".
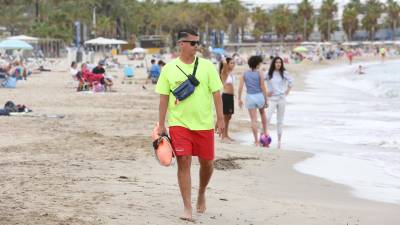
{"left": 238, "top": 55, "right": 269, "bottom": 146}
{"left": 219, "top": 56, "right": 235, "bottom": 142}
{"left": 266, "top": 56, "right": 294, "bottom": 149}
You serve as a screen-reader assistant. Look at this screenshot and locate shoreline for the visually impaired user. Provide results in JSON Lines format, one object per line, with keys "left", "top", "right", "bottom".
{"left": 225, "top": 55, "right": 400, "bottom": 203}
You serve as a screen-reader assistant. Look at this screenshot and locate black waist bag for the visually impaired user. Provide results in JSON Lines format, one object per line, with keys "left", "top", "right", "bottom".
{"left": 171, "top": 57, "right": 199, "bottom": 102}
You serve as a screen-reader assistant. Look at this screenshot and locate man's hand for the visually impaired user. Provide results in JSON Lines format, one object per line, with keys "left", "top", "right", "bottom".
{"left": 215, "top": 117, "right": 225, "bottom": 138}
{"left": 158, "top": 123, "right": 167, "bottom": 135}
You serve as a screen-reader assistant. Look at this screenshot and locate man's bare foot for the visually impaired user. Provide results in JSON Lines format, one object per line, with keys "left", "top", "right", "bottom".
{"left": 180, "top": 207, "right": 194, "bottom": 222}
{"left": 196, "top": 193, "right": 206, "bottom": 213}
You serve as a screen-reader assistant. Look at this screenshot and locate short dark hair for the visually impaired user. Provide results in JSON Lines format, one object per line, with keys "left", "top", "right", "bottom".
{"left": 71, "top": 61, "right": 76, "bottom": 67}
{"left": 248, "top": 55, "right": 263, "bottom": 70}
{"left": 158, "top": 60, "right": 165, "bottom": 66}
{"left": 177, "top": 29, "right": 198, "bottom": 40}
{"left": 151, "top": 59, "right": 156, "bottom": 64}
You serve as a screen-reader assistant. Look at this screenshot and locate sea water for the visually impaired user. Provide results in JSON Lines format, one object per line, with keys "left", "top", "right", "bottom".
{"left": 280, "top": 60, "right": 400, "bottom": 204}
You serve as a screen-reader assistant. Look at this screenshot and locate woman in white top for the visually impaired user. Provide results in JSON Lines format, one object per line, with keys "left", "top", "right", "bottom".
{"left": 70, "top": 61, "right": 84, "bottom": 91}
{"left": 70, "top": 61, "right": 79, "bottom": 79}
{"left": 266, "top": 56, "right": 293, "bottom": 149}
{"left": 219, "top": 57, "right": 236, "bottom": 142}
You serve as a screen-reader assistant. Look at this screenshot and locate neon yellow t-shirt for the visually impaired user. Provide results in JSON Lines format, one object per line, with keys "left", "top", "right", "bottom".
{"left": 155, "top": 57, "right": 222, "bottom": 130}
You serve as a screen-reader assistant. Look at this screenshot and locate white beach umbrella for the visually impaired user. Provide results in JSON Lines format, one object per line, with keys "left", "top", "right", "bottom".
{"left": 131, "top": 47, "right": 147, "bottom": 53}
{"left": 7, "top": 35, "right": 39, "bottom": 43}
{"left": 84, "top": 37, "right": 109, "bottom": 45}
{"left": 110, "top": 39, "right": 128, "bottom": 45}
{"left": 84, "top": 37, "right": 125, "bottom": 45}
{"left": 85, "top": 37, "right": 127, "bottom": 45}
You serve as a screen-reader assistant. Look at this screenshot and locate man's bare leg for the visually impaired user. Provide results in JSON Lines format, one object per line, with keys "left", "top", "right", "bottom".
{"left": 177, "top": 156, "right": 193, "bottom": 221}
{"left": 197, "top": 158, "right": 214, "bottom": 213}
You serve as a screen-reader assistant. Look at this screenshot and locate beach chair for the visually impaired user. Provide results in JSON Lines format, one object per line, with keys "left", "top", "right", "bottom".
{"left": 1, "top": 77, "right": 17, "bottom": 88}
{"left": 77, "top": 71, "right": 91, "bottom": 91}
{"left": 122, "top": 65, "right": 134, "bottom": 84}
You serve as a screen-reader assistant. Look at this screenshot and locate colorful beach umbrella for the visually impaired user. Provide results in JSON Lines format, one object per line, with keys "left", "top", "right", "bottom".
{"left": 293, "top": 46, "right": 308, "bottom": 53}
{"left": 0, "top": 39, "right": 33, "bottom": 50}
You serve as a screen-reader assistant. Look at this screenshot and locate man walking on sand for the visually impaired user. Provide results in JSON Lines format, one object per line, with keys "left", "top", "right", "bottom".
{"left": 155, "top": 29, "right": 224, "bottom": 221}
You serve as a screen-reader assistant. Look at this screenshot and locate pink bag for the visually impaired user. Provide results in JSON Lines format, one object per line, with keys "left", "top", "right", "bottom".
{"left": 93, "top": 82, "right": 104, "bottom": 92}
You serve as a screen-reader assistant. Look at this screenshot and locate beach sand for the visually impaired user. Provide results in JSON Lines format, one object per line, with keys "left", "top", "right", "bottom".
{"left": 1, "top": 55, "right": 399, "bottom": 224}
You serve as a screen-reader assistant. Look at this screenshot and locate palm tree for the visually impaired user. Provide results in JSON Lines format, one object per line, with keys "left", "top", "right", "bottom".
{"left": 362, "top": 0, "right": 383, "bottom": 40}
{"left": 221, "top": 0, "right": 242, "bottom": 42}
{"left": 195, "top": 3, "right": 225, "bottom": 43}
{"left": 271, "top": 5, "right": 292, "bottom": 42}
{"left": 251, "top": 7, "right": 269, "bottom": 42}
{"left": 347, "top": 0, "right": 364, "bottom": 13}
{"left": 297, "top": 0, "right": 314, "bottom": 41}
{"left": 386, "top": 0, "right": 400, "bottom": 40}
{"left": 0, "top": 0, "right": 33, "bottom": 35}
{"left": 233, "top": 6, "right": 249, "bottom": 43}
{"left": 319, "top": 0, "right": 338, "bottom": 41}
{"left": 97, "top": 16, "right": 113, "bottom": 37}
{"left": 342, "top": 6, "right": 358, "bottom": 41}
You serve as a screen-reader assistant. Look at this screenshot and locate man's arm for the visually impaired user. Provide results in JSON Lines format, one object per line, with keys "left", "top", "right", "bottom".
{"left": 213, "top": 90, "right": 224, "bottom": 137}
{"left": 158, "top": 94, "right": 169, "bottom": 134}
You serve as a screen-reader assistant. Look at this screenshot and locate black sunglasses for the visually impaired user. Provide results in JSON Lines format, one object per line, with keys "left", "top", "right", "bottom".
{"left": 180, "top": 40, "right": 199, "bottom": 46}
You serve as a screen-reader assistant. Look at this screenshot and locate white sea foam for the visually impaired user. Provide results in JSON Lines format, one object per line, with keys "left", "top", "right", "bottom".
{"left": 279, "top": 60, "right": 400, "bottom": 204}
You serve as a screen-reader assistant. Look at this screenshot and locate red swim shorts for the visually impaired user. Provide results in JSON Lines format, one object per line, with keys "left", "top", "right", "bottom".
{"left": 169, "top": 126, "right": 214, "bottom": 160}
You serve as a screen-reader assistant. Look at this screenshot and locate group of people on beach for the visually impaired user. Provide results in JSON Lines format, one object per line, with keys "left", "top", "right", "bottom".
{"left": 219, "top": 53, "right": 293, "bottom": 148}
{"left": 147, "top": 59, "right": 165, "bottom": 84}
{"left": 0, "top": 60, "right": 32, "bottom": 88}
{"left": 70, "top": 60, "right": 114, "bottom": 92}
{"left": 154, "top": 28, "right": 294, "bottom": 222}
